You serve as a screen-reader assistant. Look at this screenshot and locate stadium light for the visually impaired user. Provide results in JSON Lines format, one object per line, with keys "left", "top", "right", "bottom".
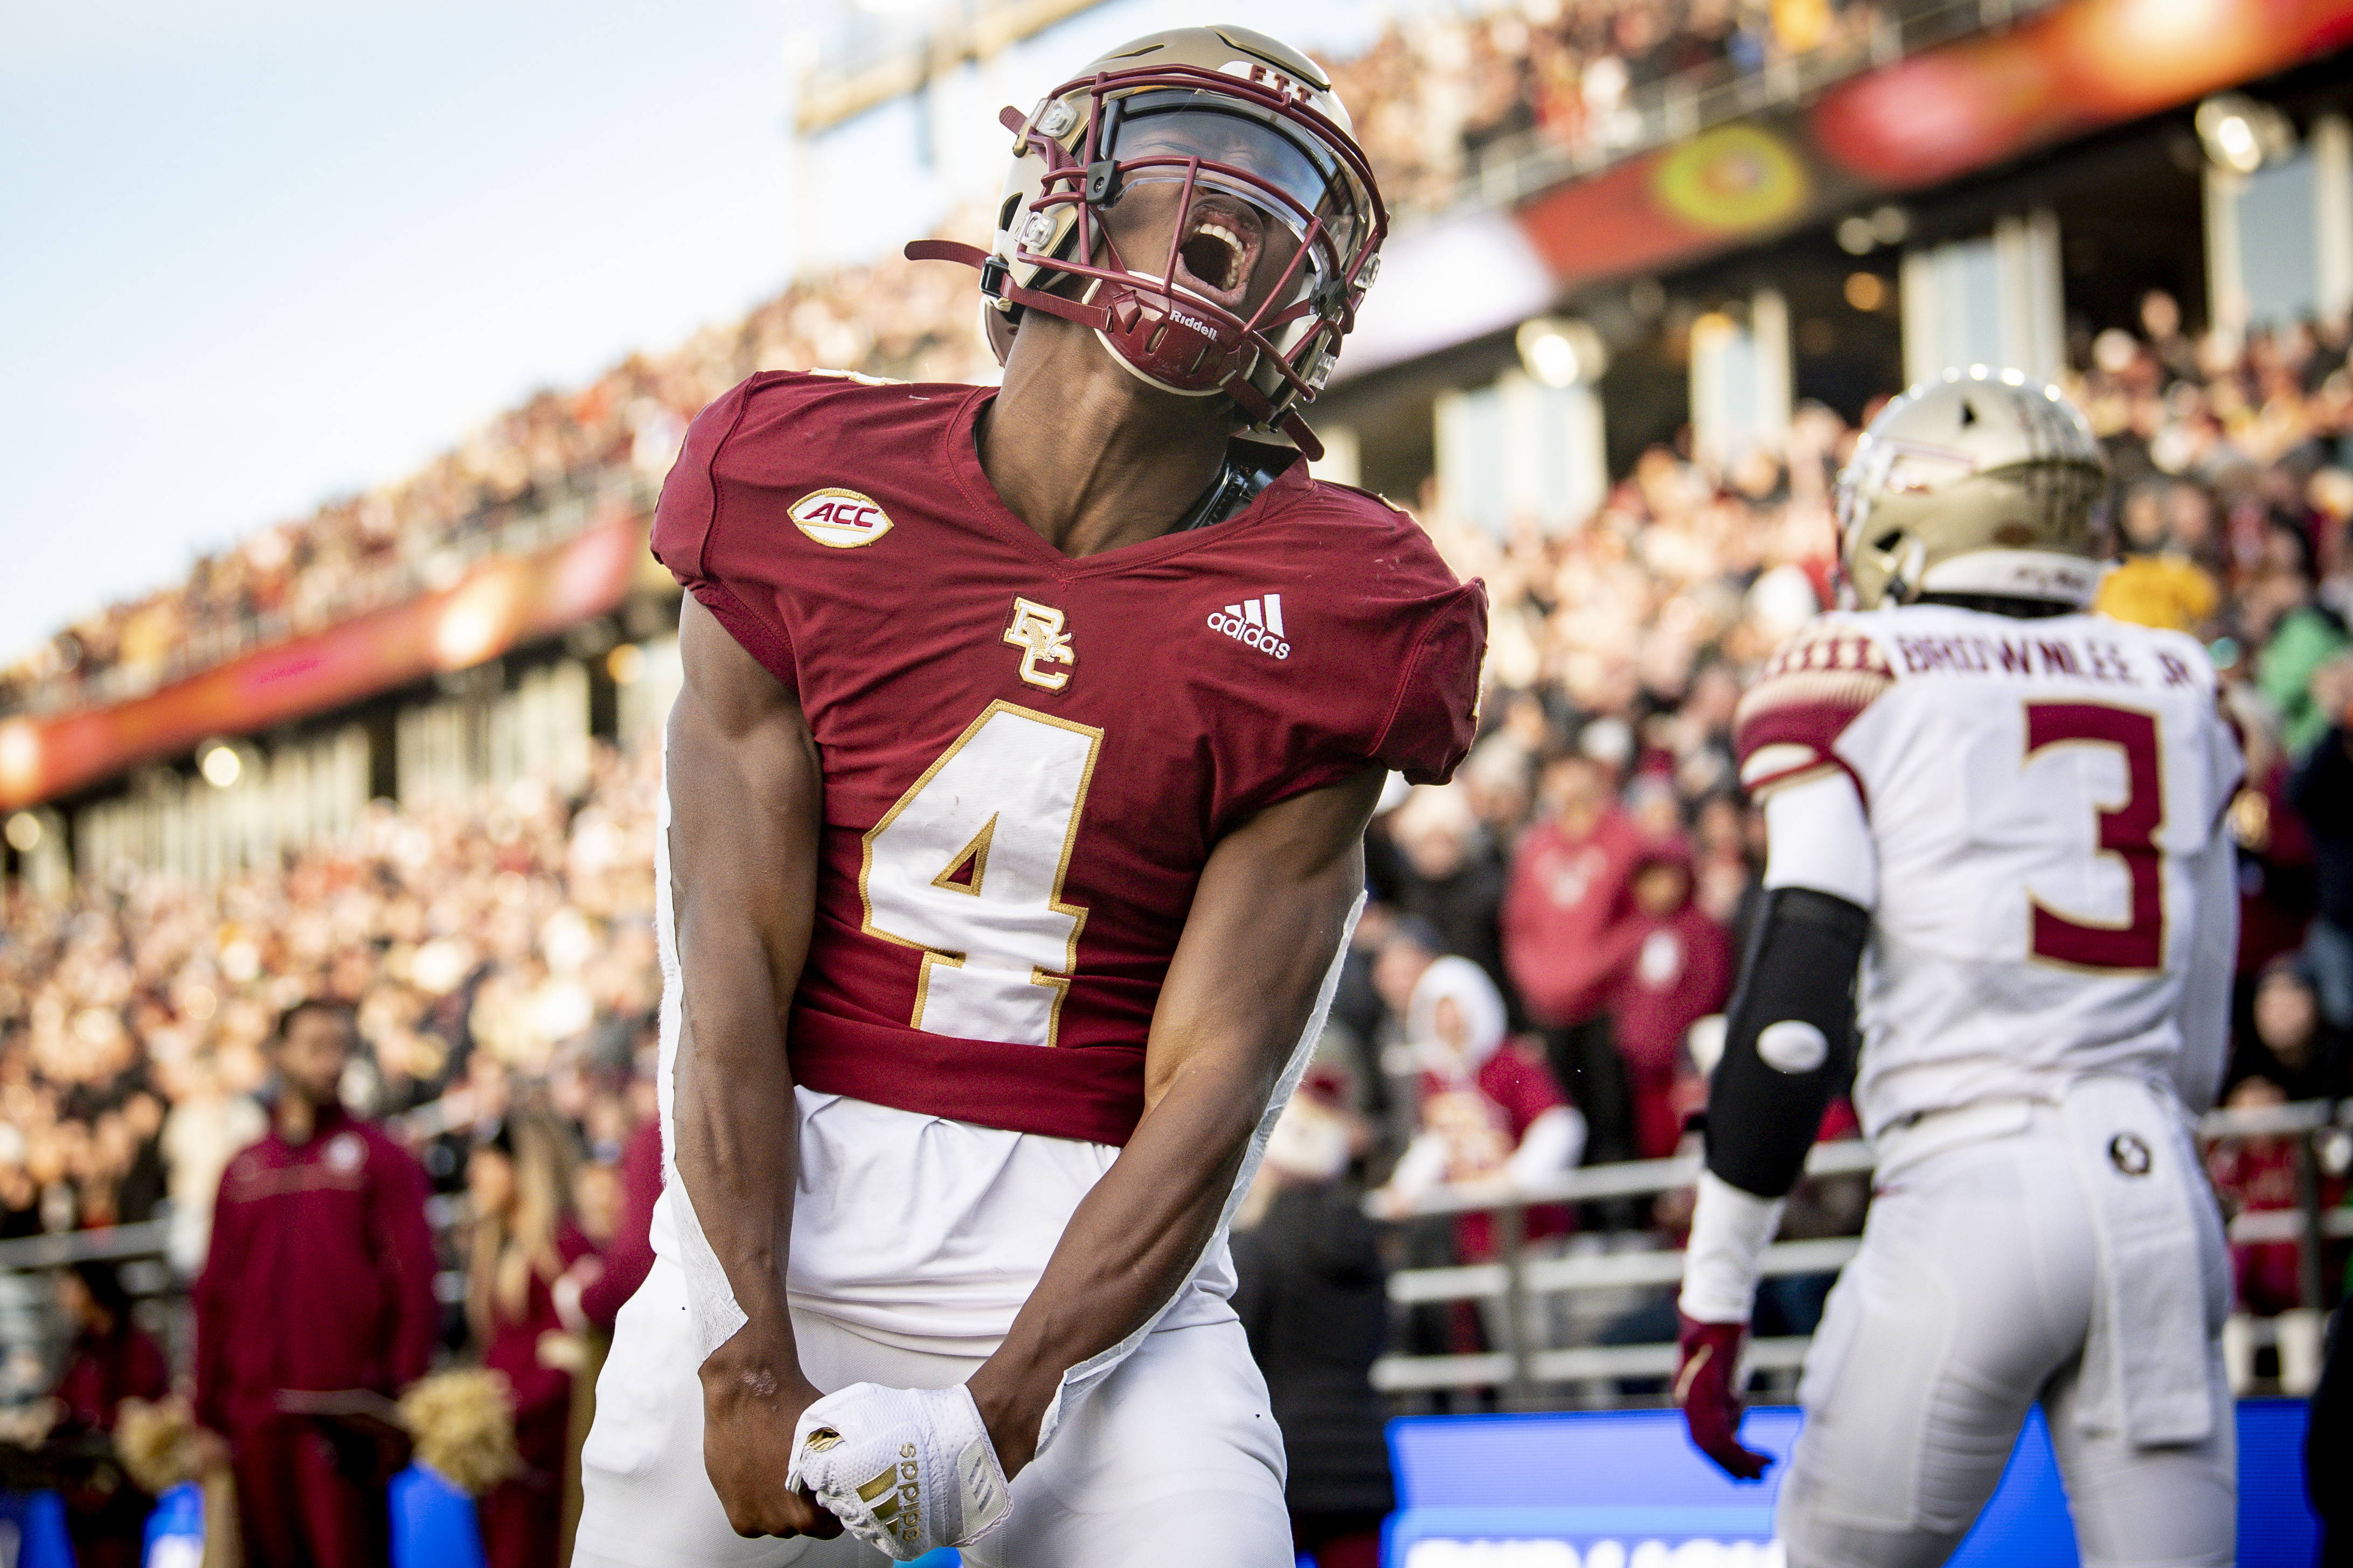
{"left": 198, "top": 741, "right": 242, "bottom": 790}
{"left": 1844, "top": 273, "right": 1886, "bottom": 311}
{"left": 1838, "top": 207, "right": 1909, "bottom": 256}
{"left": 1690, "top": 311, "right": 1738, "bottom": 351}
{"left": 1516, "top": 317, "right": 1608, "bottom": 388}
{"left": 0, "top": 719, "right": 37, "bottom": 799}
{"left": 4, "top": 812, "right": 39, "bottom": 852}
{"left": 2196, "top": 94, "right": 2294, "bottom": 173}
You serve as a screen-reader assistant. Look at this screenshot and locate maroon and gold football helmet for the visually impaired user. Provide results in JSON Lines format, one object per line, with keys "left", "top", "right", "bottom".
{"left": 907, "top": 25, "right": 1386, "bottom": 460}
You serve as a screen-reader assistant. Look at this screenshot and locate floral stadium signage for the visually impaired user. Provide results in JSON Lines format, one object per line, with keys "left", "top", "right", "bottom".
{"left": 0, "top": 514, "right": 646, "bottom": 812}
{"left": 1520, "top": 0, "right": 2353, "bottom": 287}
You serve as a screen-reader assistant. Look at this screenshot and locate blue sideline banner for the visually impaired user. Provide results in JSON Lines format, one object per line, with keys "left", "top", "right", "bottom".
{"left": 1386, "top": 1401, "right": 2317, "bottom": 1565}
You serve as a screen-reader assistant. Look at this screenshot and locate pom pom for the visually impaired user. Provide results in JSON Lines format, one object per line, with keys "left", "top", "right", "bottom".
{"left": 115, "top": 1396, "right": 204, "bottom": 1495}
{"left": 398, "top": 1369, "right": 520, "bottom": 1496}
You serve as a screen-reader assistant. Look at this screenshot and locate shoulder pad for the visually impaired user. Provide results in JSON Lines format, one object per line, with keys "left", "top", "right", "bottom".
{"left": 1734, "top": 619, "right": 1894, "bottom": 797}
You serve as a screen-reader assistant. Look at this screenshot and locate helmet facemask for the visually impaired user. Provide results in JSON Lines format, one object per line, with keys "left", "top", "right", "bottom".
{"left": 907, "top": 38, "right": 1386, "bottom": 461}
{"left": 1024, "top": 68, "right": 1380, "bottom": 445}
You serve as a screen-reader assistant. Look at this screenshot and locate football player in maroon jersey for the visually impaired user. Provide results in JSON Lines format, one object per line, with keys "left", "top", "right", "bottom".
{"left": 573, "top": 24, "right": 1486, "bottom": 1568}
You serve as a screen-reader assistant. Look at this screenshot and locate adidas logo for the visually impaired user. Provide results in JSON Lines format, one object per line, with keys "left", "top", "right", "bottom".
{"left": 853, "top": 1443, "right": 922, "bottom": 1548}
{"left": 1207, "top": 594, "right": 1291, "bottom": 660}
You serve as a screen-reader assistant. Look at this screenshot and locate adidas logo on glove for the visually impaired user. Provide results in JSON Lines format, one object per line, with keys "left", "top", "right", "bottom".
{"left": 851, "top": 1442, "right": 922, "bottom": 1548}
{"left": 789, "top": 1382, "right": 1012, "bottom": 1562}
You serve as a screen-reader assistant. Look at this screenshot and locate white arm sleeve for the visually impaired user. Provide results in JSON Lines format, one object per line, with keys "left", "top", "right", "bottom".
{"left": 1677, "top": 1170, "right": 1787, "bottom": 1325}
{"left": 1760, "top": 771, "right": 1878, "bottom": 909}
{"left": 2171, "top": 828, "right": 2238, "bottom": 1117}
{"left": 1506, "top": 1106, "right": 1586, "bottom": 1185}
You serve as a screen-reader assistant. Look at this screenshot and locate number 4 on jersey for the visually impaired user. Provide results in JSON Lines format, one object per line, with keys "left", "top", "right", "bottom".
{"left": 860, "top": 702, "right": 1102, "bottom": 1046}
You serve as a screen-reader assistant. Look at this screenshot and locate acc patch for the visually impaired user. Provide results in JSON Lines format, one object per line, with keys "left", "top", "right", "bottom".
{"left": 326, "top": 1131, "right": 367, "bottom": 1173}
{"left": 2107, "top": 1132, "right": 2153, "bottom": 1177}
{"left": 792, "top": 488, "right": 894, "bottom": 549}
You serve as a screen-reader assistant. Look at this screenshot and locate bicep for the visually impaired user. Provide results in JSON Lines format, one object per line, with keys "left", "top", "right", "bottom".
{"left": 1760, "top": 771, "right": 1877, "bottom": 909}
{"left": 669, "top": 596, "right": 824, "bottom": 980}
{"left": 1146, "top": 769, "right": 1386, "bottom": 1106}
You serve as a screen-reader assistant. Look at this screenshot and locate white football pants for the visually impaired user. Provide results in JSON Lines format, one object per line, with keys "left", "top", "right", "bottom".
{"left": 572, "top": 1249, "right": 1292, "bottom": 1567}
{"left": 1776, "top": 1105, "right": 2235, "bottom": 1568}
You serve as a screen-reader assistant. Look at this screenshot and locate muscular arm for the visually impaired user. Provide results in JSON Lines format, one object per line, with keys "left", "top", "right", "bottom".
{"left": 668, "top": 594, "right": 839, "bottom": 1539}
{"left": 966, "top": 768, "right": 1386, "bottom": 1476}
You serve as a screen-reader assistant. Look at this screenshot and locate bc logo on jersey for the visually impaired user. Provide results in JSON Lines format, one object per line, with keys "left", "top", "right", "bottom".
{"left": 1003, "top": 598, "right": 1077, "bottom": 691}
{"left": 792, "top": 488, "right": 894, "bottom": 548}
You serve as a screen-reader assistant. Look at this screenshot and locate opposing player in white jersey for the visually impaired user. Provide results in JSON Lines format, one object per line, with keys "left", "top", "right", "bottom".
{"left": 1673, "top": 371, "right": 2241, "bottom": 1566}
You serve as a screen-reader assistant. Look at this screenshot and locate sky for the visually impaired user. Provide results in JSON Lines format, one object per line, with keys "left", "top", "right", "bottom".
{"left": 0, "top": 0, "right": 1390, "bottom": 667}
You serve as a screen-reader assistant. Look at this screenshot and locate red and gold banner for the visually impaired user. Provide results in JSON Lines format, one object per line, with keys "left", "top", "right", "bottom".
{"left": 1511, "top": 0, "right": 2353, "bottom": 290}
{"left": 0, "top": 514, "right": 646, "bottom": 812}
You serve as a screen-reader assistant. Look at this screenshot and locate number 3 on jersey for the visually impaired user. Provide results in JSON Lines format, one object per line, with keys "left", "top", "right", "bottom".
{"left": 2022, "top": 701, "right": 2165, "bottom": 972}
{"left": 860, "top": 701, "right": 1102, "bottom": 1046}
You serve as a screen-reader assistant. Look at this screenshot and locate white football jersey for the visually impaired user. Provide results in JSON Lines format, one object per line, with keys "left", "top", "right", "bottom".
{"left": 1736, "top": 604, "right": 2242, "bottom": 1138}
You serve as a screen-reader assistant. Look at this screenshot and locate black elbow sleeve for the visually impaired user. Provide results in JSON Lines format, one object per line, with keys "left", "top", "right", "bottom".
{"left": 1704, "top": 886, "right": 1870, "bottom": 1199}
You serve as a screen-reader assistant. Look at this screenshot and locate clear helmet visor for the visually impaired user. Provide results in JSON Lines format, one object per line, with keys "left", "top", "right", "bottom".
{"left": 1102, "top": 90, "right": 1365, "bottom": 301}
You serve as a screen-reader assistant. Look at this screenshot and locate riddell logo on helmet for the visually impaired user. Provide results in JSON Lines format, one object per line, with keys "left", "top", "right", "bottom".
{"left": 1167, "top": 305, "right": 1216, "bottom": 336}
{"left": 1207, "top": 595, "right": 1290, "bottom": 659}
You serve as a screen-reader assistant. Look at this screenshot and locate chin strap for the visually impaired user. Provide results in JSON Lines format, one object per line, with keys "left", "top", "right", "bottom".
{"left": 900, "top": 240, "right": 1327, "bottom": 463}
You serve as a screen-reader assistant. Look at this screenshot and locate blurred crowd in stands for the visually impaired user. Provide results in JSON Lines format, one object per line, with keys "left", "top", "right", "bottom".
{"left": 1328, "top": 0, "right": 1885, "bottom": 211}
{"left": 4, "top": 297, "right": 2353, "bottom": 1250}
{"left": 1, "top": 744, "right": 664, "bottom": 1250}
{"left": 1, "top": 307, "right": 2349, "bottom": 1557}
{"left": 4, "top": 291, "right": 2346, "bottom": 1278}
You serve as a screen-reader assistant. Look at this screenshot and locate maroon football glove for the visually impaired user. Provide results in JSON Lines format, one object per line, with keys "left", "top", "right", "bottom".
{"left": 1675, "top": 1312, "right": 1773, "bottom": 1481}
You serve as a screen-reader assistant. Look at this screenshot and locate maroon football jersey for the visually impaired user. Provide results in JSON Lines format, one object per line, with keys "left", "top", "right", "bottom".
{"left": 654, "top": 371, "right": 1485, "bottom": 1145}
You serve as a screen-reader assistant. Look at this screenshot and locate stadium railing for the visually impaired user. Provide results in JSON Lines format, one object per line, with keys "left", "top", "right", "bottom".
{"left": 0, "top": 1196, "right": 474, "bottom": 1410}
{"left": 0, "top": 1098, "right": 2341, "bottom": 1409}
{"left": 1367, "top": 1098, "right": 2353, "bottom": 1404}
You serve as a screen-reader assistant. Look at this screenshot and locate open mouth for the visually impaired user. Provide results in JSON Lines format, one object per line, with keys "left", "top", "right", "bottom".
{"left": 1172, "top": 196, "right": 1262, "bottom": 308}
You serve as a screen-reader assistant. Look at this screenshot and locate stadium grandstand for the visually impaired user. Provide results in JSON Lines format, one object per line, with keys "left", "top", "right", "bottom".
{"left": 4, "top": 0, "right": 2352, "bottom": 1560}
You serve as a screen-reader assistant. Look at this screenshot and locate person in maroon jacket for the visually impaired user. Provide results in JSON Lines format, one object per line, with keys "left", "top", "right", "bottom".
{"left": 1605, "top": 838, "right": 1734, "bottom": 1160}
{"left": 193, "top": 1000, "right": 439, "bottom": 1568}
{"left": 1500, "top": 750, "right": 1648, "bottom": 1164}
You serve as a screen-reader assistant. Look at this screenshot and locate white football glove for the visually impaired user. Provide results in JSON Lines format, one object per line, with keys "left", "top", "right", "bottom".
{"left": 787, "top": 1382, "right": 1012, "bottom": 1561}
